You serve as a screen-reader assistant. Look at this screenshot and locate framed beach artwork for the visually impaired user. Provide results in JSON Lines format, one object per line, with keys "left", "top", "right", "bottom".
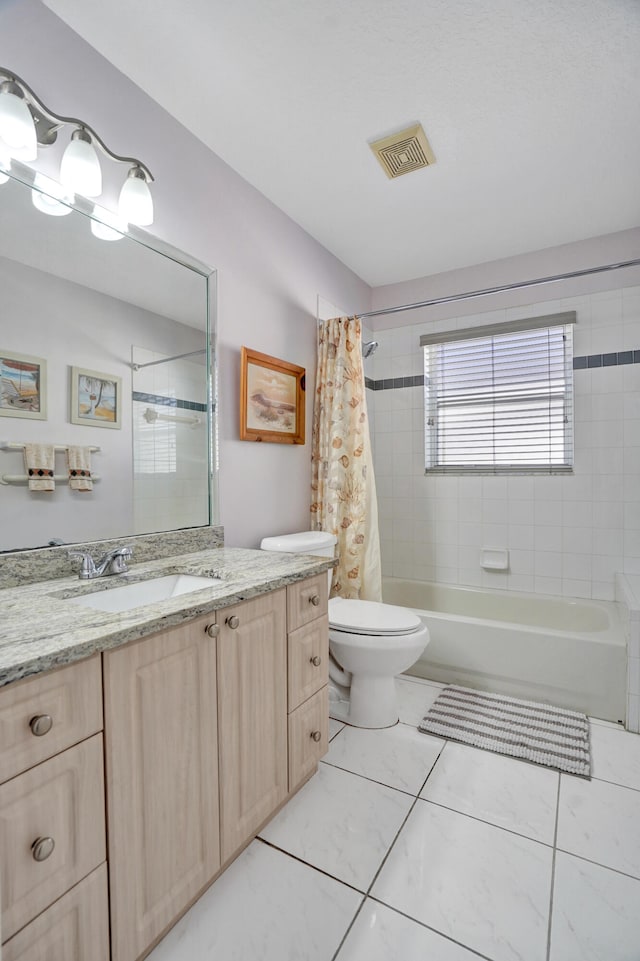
{"left": 0, "top": 350, "right": 47, "bottom": 420}
{"left": 70, "top": 366, "right": 122, "bottom": 429}
{"left": 240, "top": 347, "right": 305, "bottom": 444}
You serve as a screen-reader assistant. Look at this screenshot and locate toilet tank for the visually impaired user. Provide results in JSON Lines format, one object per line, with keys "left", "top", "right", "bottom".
{"left": 260, "top": 531, "right": 337, "bottom": 558}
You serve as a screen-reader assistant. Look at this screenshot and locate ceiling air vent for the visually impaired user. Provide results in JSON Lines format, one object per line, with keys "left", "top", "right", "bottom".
{"left": 369, "top": 123, "right": 436, "bottom": 180}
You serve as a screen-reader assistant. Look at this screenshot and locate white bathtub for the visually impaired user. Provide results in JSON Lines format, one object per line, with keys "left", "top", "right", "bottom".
{"left": 383, "top": 577, "right": 627, "bottom": 723}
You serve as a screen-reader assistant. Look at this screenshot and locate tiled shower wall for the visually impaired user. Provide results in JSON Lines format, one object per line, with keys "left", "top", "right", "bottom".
{"left": 366, "top": 285, "right": 640, "bottom": 601}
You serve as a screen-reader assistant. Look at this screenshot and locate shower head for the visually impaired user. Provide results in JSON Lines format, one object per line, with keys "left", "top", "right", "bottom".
{"left": 362, "top": 340, "right": 379, "bottom": 359}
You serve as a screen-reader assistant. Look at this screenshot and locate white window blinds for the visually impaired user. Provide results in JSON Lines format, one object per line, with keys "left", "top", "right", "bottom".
{"left": 421, "top": 312, "right": 576, "bottom": 474}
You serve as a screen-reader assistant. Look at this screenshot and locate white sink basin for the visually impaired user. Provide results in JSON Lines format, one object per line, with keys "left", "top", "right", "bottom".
{"left": 66, "top": 574, "right": 220, "bottom": 614}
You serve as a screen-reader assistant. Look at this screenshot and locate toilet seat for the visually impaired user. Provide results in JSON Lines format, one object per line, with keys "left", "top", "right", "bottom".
{"left": 328, "top": 597, "right": 422, "bottom": 636}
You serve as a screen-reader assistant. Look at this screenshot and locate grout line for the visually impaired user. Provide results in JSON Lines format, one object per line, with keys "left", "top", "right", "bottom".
{"left": 545, "top": 773, "right": 562, "bottom": 961}
{"left": 359, "top": 738, "right": 448, "bottom": 897}
{"left": 365, "top": 897, "right": 496, "bottom": 961}
{"left": 255, "top": 837, "right": 366, "bottom": 896}
{"left": 588, "top": 773, "right": 640, "bottom": 793}
{"left": 319, "top": 758, "right": 422, "bottom": 799}
{"left": 329, "top": 897, "right": 368, "bottom": 961}
{"left": 414, "top": 795, "right": 556, "bottom": 849}
{"left": 554, "top": 847, "right": 640, "bottom": 885}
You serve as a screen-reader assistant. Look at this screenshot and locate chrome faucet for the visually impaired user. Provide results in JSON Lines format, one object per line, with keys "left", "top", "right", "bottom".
{"left": 68, "top": 546, "right": 133, "bottom": 579}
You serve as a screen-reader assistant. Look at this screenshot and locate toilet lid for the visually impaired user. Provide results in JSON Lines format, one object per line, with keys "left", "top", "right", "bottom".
{"left": 328, "top": 597, "right": 422, "bottom": 636}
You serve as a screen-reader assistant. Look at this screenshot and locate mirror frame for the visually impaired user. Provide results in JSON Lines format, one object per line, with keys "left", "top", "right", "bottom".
{"left": 0, "top": 159, "right": 218, "bottom": 549}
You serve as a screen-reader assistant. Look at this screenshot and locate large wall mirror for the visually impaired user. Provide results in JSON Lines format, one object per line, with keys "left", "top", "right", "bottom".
{"left": 0, "top": 165, "right": 217, "bottom": 552}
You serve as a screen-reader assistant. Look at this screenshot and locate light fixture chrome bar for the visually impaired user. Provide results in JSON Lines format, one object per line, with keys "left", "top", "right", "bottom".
{"left": 0, "top": 66, "right": 154, "bottom": 182}
{"left": 359, "top": 258, "right": 640, "bottom": 320}
{"left": 131, "top": 348, "right": 207, "bottom": 371}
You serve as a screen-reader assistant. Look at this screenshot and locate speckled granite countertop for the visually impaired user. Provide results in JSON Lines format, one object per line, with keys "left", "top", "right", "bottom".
{"left": 0, "top": 548, "right": 334, "bottom": 688}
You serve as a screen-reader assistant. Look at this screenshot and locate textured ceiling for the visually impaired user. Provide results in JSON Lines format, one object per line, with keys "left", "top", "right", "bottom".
{"left": 44, "top": 0, "right": 640, "bottom": 286}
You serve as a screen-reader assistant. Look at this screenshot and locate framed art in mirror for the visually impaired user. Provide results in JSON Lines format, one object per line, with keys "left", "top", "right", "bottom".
{"left": 240, "top": 347, "right": 305, "bottom": 444}
{"left": 70, "top": 366, "right": 122, "bottom": 429}
{"left": 0, "top": 350, "right": 47, "bottom": 420}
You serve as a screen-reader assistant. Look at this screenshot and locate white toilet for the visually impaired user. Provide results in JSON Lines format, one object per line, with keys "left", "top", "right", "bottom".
{"left": 260, "top": 531, "right": 430, "bottom": 728}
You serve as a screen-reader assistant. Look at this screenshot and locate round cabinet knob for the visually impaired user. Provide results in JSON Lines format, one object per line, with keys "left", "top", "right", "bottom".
{"left": 226, "top": 615, "right": 240, "bottom": 630}
{"left": 310, "top": 730, "right": 322, "bottom": 743}
{"left": 309, "top": 594, "right": 321, "bottom": 607}
{"left": 310, "top": 655, "right": 322, "bottom": 667}
{"left": 32, "top": 837, "right": 55, "bottom": 862}
{"left": 205, "top": 623, "right": 219, "bottom": 638}
{"left": 29, "top": 715, "right": 53, "bottom": 737}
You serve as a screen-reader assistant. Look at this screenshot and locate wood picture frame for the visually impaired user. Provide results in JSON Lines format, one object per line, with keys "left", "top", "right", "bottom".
{"left": 240, "top": 347, "right": 305, "bottom": 444}
{"left": 70, "top": 366, "right": 122, "bottom": 429}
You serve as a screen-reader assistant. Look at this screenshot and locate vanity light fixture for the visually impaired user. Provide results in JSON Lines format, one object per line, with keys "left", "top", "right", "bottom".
{"left": 0, "top": 66, "right": 154, "bottom": 226}
{"left": 31, "top": 173, "right": 73, "bottom": 217}
{"left": 90, "top": 205, "right": 128, "bottom": 242}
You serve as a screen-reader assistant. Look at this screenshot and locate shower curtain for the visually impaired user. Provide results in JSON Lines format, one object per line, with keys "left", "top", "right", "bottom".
{"left": 311, "top": 316, "right": 382, "bottom": 601}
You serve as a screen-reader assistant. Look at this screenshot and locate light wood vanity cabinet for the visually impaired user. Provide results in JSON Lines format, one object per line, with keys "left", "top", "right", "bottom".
{"left": 103, "top": 613, "right": 221, "bottom": 961}
{"left": 217, "top": 590, "right": 288, "bottom": 862}
{"left": 0, "top": 571, "right": 329, "bottom": 961}
{"left": 0, "top": 655, "right": 108, "bottom": 960}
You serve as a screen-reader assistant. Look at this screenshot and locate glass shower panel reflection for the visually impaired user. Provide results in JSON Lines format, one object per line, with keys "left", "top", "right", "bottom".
{"left": 132, "top": 344, "right": 209, "bottom": 535}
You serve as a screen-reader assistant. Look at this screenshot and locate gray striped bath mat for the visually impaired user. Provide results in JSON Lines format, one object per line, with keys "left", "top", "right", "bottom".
{"left": 419, "top": 685, "right": 591, "bottom": 777}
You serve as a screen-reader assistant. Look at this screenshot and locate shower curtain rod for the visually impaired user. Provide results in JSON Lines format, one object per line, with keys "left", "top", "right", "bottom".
{"left": 357, "top": 257, "right": 640, "bottom": 320}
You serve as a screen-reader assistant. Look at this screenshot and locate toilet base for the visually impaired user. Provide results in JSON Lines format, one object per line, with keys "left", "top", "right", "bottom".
{"left": 329, "top": 674, "right": 399, "bottom": 729}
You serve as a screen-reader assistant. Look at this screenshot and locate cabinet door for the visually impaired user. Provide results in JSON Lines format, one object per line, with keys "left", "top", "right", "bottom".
{"left": 218, "top": 590, "right": 288, "bottom": 862}
{"left": 104, "top": 614, "right": 220, "bottom": 961}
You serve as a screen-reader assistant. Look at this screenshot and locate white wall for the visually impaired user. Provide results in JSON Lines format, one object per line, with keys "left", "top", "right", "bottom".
{"left": 368, "top": 275, "right": 640, "bottom": 601}
{"left": 0, "top": 0, "right": 372, "bottom": 549}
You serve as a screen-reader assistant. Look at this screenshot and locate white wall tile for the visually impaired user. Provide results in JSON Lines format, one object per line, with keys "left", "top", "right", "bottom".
{"left": 372, "top": 285, "right": 637, "bottom": 609}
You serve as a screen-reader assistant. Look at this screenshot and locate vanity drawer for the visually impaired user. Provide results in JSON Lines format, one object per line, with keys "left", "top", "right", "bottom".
{"left": 288, "top": 615, "right": 328, "bottom": 712}
{"left": 288, "top": 686, "right": 328, "bottom": 792}
{"left": 287, "top": 574, "right": 328, "bottom": 632}
{"left": 0, "top": 734, "right": 106, "bottom": 941}
{"left": 0, "top": 655, "right": 103, "bottom": 785}
{"left": 2, "top": 864, "right": 109, "bottom": 961}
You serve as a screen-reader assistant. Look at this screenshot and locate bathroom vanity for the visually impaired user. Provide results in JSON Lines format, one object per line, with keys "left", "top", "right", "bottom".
{"left": 0, "top": 544, "right": 332, "bottom": 961}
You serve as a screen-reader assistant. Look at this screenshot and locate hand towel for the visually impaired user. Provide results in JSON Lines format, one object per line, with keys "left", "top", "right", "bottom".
{"left": 67, "top": 445, "right": 93, "bottom": 491}
{"left": 23, "top": 443, "right": 55, "bottom": 492}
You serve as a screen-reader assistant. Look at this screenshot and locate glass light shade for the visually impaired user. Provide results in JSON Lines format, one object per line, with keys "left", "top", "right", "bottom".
{"left": 60, "top": 134, "right": 102, "bottom": 197}
{"left": 90, "top": 206, "right": 127, "bottom": 242}
{"left": 0, "top": 87, "right": 37, "bottom": 159}
{"left": 31, "top": 174, "right": 73, "bottom": 216}
{"left": 119, "top": 172, "right": 153, "bottom": 226}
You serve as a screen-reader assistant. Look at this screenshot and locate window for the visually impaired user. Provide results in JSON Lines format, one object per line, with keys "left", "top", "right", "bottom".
{"left": 422, "top": 312, "right": 575, "bottom": 474}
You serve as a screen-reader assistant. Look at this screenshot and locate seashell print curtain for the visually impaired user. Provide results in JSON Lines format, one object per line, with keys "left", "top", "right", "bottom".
{"left": 311, "top": 316, "right": 382, "bottom": 600}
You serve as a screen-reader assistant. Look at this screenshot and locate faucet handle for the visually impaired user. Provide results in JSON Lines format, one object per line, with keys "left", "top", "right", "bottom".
{"left": 68, "top": 550, "right": 97, "bottom": 579}
{"left": 106, "top": 546, "right": 133, "bottom": 574}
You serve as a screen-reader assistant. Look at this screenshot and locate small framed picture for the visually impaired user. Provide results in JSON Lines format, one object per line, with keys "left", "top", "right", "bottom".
{"left": 70, "top": 366, "right": 122, "bottom": 429}
{"left": 0, "top": 350, "right": 47, "bottom": 420}
{"left": 240, "top": 347, "right": 305, "bottom": 444}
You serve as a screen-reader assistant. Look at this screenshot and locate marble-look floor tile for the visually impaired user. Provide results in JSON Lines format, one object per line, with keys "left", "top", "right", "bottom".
{"left": 146, "top": 840, "right": 362, "bottom": 961}
{"left": 371, "top": 800, "right": 553, "bottom": 961}
{"left": 329, "top": 717, "right": 346, "bottom": 740}
{"left": 420, "top": 741, "right": 559, "bottom": 843}
{"left": 549, "top": 851, "right": 640, "bottom": 961}
{"left": 259, "top": 763, "right": 413, "bottom": 891}
{"left": 324, "top": 723, "right": 444, "bottom": 794}
{"left": 336, "top": 900, "right": 485, "bottom": 961}
{"left": 557, "top": 775, "right": 640, "bottom": 877}
{"left": 589, "top": 721, "right": 640, "bottom": 790}
{"left": 395, "top": 676, "right": 443, "bottom": 726}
